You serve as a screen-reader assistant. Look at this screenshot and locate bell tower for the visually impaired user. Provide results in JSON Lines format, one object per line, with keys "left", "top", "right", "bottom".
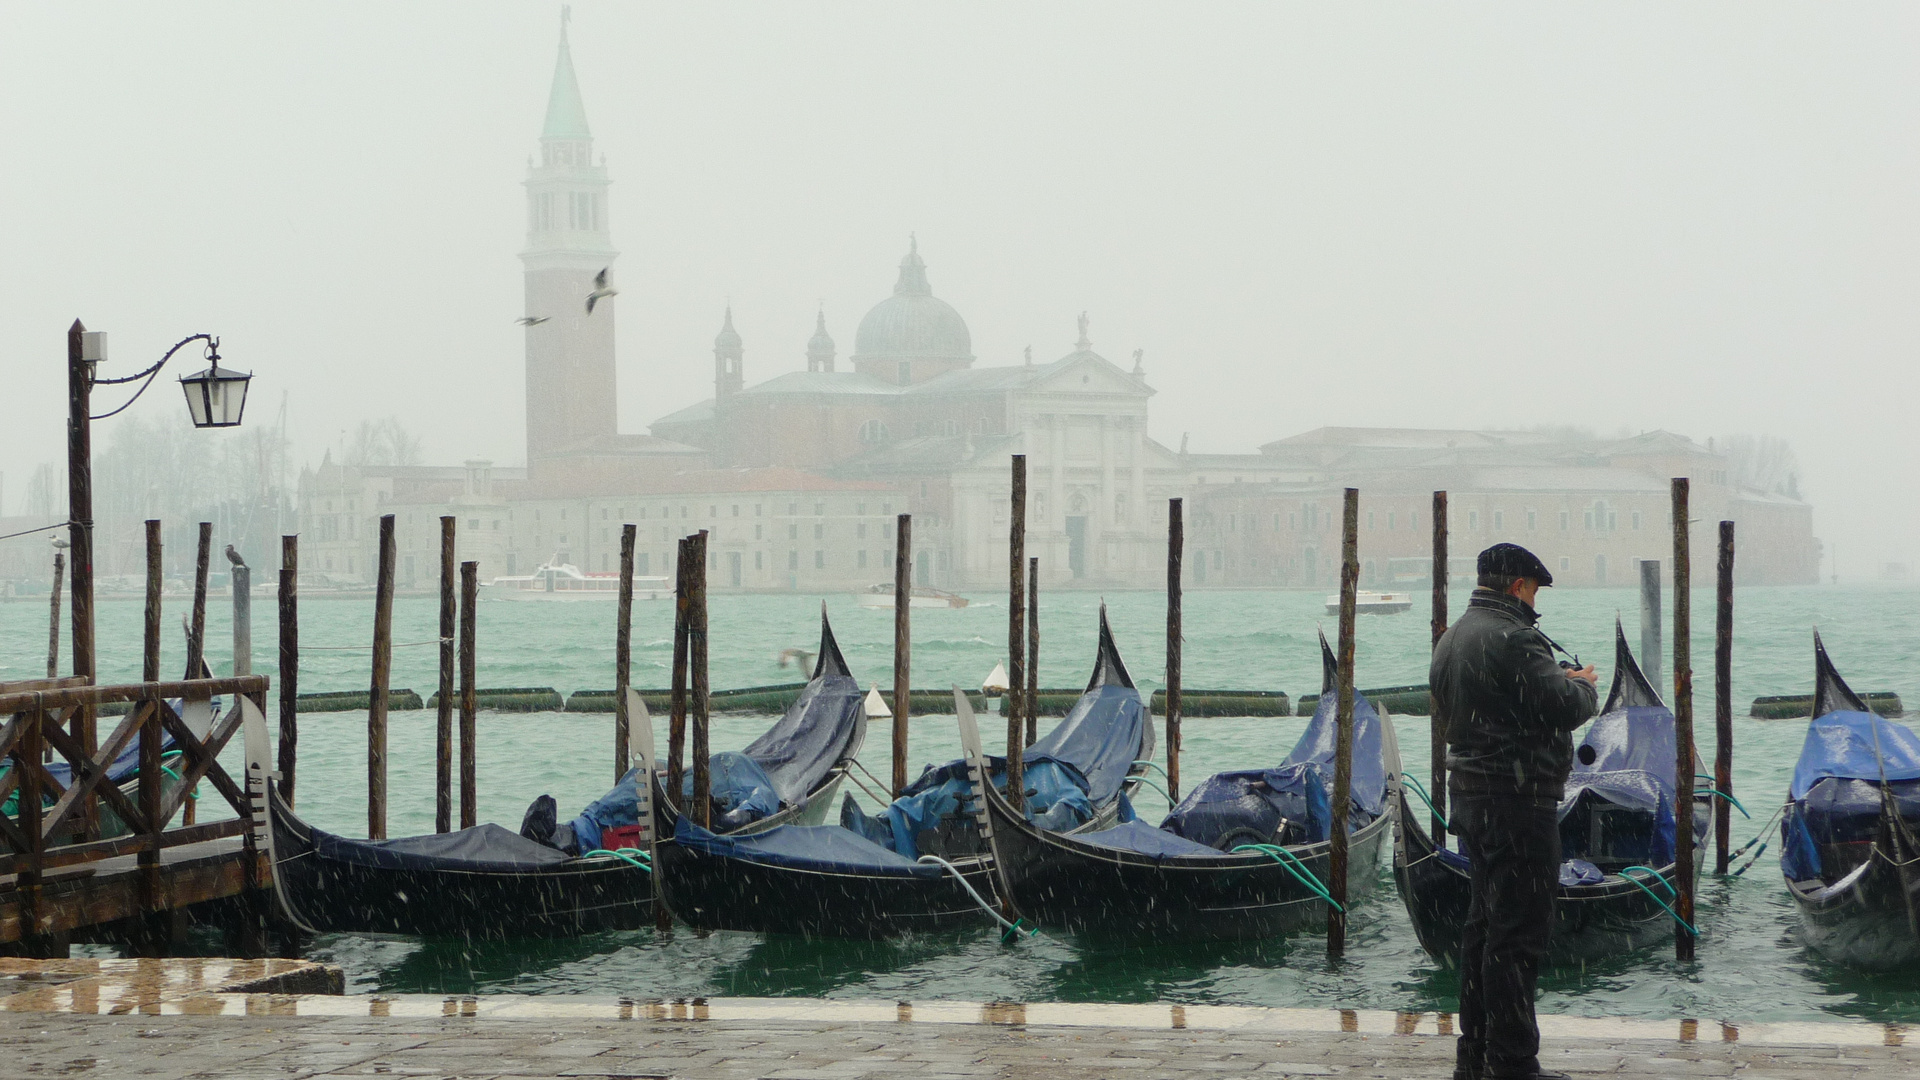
{"left": 522, "top": 11, "right": 618, "bottom": 463}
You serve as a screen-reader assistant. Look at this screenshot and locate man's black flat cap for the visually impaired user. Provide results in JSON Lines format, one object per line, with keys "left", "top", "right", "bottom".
{"left": 1478, "top": 542, "right": 1554, "bottom": 586}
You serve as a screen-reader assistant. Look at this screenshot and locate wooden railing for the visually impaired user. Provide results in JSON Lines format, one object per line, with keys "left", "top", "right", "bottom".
{"left": 0, "top": 676, "right": 271, "bottom": 921}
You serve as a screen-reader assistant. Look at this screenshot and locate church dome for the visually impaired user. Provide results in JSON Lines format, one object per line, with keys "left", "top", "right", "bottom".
{"left": 852, "top": 238, "right": 973, "bottom": 366}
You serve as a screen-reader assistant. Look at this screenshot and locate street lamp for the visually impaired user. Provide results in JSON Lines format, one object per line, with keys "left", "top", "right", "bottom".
{"left": 65, "top": 320, "right": 253, "bottom": 687}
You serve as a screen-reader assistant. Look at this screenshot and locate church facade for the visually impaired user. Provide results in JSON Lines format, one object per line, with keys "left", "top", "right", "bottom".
{"left": 295, "top": 25, "right": 1820, "bottom": 592}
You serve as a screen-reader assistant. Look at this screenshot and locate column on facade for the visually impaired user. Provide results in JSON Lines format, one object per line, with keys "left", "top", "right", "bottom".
{"left": 1097, "top": 415, "right": 1114, "bottom": 576}
{"left": 1048, "top": 415, "right": 1065, "bottom": 579}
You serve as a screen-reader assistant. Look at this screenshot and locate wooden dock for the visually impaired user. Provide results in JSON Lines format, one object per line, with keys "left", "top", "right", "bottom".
{"left": 0, "top": 675, "right": 275, "bottom": 955}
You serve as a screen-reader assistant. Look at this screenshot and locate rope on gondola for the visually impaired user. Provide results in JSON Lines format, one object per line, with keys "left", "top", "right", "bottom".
{"left": 1726, "top": 801, "right": 1789, "bottom": 876}
{"left": 1400, "top": 775, "right": 1450, "bottom": 830}
{"left": 1130, "top": 776, "right": 1175, "bottom": 806}
{"left": 1130, "top": 760, "right": 1171, "bottom": 782}
{"left": 1617, "top": 864, "right": 1699, "bottom": 936}
{"left": 915, "top": 853, "right": 1036, "bottom": 940}
{"left": 581, "top": 848, "right": 652, "bottom": 871}
{"left": 1692, "top": 775, "right": 1752, "bottom": 818}
{"left": 1230, "top": 843, "right": 1343, "bottom": 912}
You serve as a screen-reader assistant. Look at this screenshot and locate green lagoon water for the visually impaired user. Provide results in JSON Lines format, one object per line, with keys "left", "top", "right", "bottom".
{"left": 5, "top": 584, "right": 1919, "bottom": 1021}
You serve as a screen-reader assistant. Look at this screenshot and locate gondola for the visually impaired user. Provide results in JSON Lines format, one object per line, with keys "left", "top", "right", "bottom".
{"left": 1779, "top": 633, "right": 1920, "bottom": 970}
{"left": 654, "top": 606, "right": 1153, "bottom": 939}
{"left": 1393, "top": 620, "right": 1709, "bottom": 964}
{"left": 968, "top": 632, "right": 1398, "bottom": 942}
{"left": 267, "top": 608, "right": 867, "bottom": 940}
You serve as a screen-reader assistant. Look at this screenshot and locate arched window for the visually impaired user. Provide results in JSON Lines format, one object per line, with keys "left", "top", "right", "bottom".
{"left": 858, "top": 419, "right": 889, "bottom": 445}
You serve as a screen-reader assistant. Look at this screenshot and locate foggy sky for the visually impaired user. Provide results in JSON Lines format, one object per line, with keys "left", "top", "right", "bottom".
{"left": 1, "top": 3, "right": 1914, "bottom": 575}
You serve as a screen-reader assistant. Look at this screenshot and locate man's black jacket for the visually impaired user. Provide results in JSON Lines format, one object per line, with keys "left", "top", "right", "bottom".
{"left": 1432, "top": 587, "right": 1598, "bottom": 801}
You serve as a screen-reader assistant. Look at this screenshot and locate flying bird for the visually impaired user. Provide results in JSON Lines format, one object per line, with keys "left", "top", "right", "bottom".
{"left": 516, "top": 316, "right": 550, "bottom": 326}
{"left": 585, "top": 267, "right": 617, "bottom": 314}
{"left": 225, "top": 544, "right": 246, "bottom": 569}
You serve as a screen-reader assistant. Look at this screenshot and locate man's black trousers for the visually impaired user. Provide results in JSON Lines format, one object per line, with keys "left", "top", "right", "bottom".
{"left": 1452, "top": 793, "right": 1560, "bottom": 1079}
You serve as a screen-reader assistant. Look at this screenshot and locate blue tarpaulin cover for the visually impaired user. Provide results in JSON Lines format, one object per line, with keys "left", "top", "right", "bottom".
{"left": 1074, "top": 818, "right": 1223, "bottom": 858}
{"left": 1788, "top": 712, "right": 1920, "bottom": 800}
{"left": 673, "top": 815, "right": 943, "bottom": 877}
{"left": 564, "top": 766, "right": 649, "bottom": 853}
{"left": 1560, "top": 707, "right": 1687, "bottom": 819}
{"left": 741, "top": 669, "right": 864, "bottom": 808}
{"left": 1156, "top": 643, "right": 1389, "bottom": 853}
{"left": 681, "top": 752, "right": 783, "bottom": 831}
{"left": 316, "top": 822, "right": 573, "bottom": 872}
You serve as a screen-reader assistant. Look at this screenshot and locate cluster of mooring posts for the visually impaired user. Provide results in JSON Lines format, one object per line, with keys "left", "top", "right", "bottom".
{"left": 9, "top": 311, "right": 1753, "bottom": 964}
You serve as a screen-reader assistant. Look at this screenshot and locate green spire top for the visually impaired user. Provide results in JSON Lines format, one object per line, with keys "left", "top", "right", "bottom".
{"left": 541, "top": 8, "right": 592, "bottom": 141}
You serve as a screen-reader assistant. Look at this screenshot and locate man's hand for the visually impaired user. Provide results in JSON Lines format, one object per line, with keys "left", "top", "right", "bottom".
{"left": 1565, "top": 664, "right": 1597, "bottom": 687}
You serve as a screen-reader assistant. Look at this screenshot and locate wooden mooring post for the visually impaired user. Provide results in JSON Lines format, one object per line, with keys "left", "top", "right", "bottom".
{"left": 278, "top": 536, "right": 299, "bottom": 807}
{"left": 46, "top": 551, "right": 63, "bottom": 678}
{"left": 688, "top": 530, "right": 712, "bottom": 830}
{"left": 231, "top": 563, "right": 252, "bottom": 678}
{"left": 1026, "top": 556, "right": 1039, "bottom": 747}
{"left": 1429, "top": 490, "right": 1447, "bottom": 844}
{"left": 1671, "top": 478, "right": 1696, "bottom": 960}
{"left": 892, "top": 514, "right": 911, "bottom": 796}
{"left": 1328, "top": 487, "right": 1359, "bottom": 958}
{"left": 1006, "top": 455, "right": 1026, "bottom": 813}
{"left": 1714, "top": 520, "right": 1735, "bottom": 874}
{"left": 189, "top": 523, "right": 212, "bottom": 677}
{"left": 1166, "top": 497, "right": 1183, "bottom": 803}
{"left": 141, "top": 520, "right": 163, "bottom": 908}
{"left": 458, "top": 560, "right": 478, "bottom": 829}
{"left": 368, "top": 514, "right": 395, "bottom": 840}
{"left": 616, "top": 522, "right": 637, "bottom": 783}
{"left": 436, "top": 516, "right": 456, "bottom": 833}
{"left": 144, "top": 521, "right": 162, "bottom": 682}
{"left": 667, "top": 536, "right": 693, "bottom": 812}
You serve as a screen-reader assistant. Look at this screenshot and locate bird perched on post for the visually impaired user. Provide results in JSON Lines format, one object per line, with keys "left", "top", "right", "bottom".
{"left": 225, "top": 544, "right": 246, "bottom": 569}
{"left": 516, "top": 315, "right": 550, "bottom": 327}
{"left": 50, "top": 536, "right": 69, "bottom": 550}
{"left": 586, "top": 267, "right": 617, "bottom": 314}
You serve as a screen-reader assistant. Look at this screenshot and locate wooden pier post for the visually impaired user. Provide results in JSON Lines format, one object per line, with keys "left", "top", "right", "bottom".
{"left": 668, "top": 536, "right": 692, "bottom": 811}
{"left": 1640, "top": 559, "right": 1663, "bottom": 692}
{"left": 688, "top": 530, "right": 712, "bottom": 830}
{"left": 231, "top": 564, "right": 252, "bottom": 678}
{"left": 46, "top": 551, "right": 63, "bottom": 678}
{"left": 892, "top": 514, "right": 912, "bottom": 797}
{"left": 368, "top": 513, "right": 395, "bottom": 840}
{"left": 1026, "top": 556, "right": 1039, "bottom": 746}
{"left": 66, "top": 321, "right": 96, "bottom": 691}
{"left": 278, "top": 536, "right": 299, "bottom": 807}
{"left": 1671, "top": 478, "right": 1695, "bottom": 961}
{"left": 144, "top": 520, "right": 162, "bottom": 682}
{"left": 1714, "top": 520, "right": 1735, "bottom": 875}
{"left": 1429, "top": 490, "right": 1447, "bottom": 844}
{"left": 616, "top": 522, "right": 636, "bottom": 783}
{"left": 141, "top": 519, "right": 163, "bottom": 904}
{"left": 189, "top": 523, "right": 211, "bottom": 677}
{"left": 1328, "top": 487, "right": 1359, "bottom": 958}
{"left": 1166, "top": 498, "right": 1184, "bottom": 803}
{"left": 436, "top": 516, "right": 455, "bottom": 833}
{"left": 459, "top": 560, "right": 478, "bottom": 829}
{"left": 1007, "top": 455, "right": 1027, "bottom": 814}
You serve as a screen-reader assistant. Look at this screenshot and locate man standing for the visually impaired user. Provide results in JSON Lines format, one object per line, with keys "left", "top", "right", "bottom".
{"left": 1431, "top": 543, "right": 1598, "bottom": 1080}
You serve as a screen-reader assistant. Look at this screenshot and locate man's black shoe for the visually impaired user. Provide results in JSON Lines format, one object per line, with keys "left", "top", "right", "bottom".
{"left": 1489, "top": 1070, "right": 1572, "bottom": 1080}
{"left": 1451, "top": 1070, "right": 1482, "bottom": 1080}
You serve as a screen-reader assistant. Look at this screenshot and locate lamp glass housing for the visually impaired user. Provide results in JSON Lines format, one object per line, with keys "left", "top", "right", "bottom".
{"left": 179, "top": 364, "right": 251, "bottom": 428}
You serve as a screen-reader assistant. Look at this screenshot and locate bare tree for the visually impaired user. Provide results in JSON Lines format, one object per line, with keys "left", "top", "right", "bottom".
{"left": 1722, "top": 434, "right": 1803, "bottom": 499}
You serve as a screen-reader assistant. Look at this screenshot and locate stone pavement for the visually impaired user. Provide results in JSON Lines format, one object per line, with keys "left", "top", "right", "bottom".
{"left": 0, "top": 962, "right": 1912, "bottom": 1079}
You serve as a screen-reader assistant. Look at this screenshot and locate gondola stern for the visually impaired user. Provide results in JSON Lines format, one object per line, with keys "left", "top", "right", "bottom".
{"left": 1813, "top": 630, "right": 1871, "bottom": 718}
{"left": 1603, "top": 617, "right": 1665, "bottom": 713}
{"left": 1087, "top": 603, "right": 1136, "bottom": 691}
{"left": 815, "top": 603, "right": 853, "bottom": 680}
{"left": 1318, "top": 629, "right": 1338, "bottom": 697}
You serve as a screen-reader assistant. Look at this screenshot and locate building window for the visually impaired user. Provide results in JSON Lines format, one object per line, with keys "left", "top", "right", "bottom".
{"left": 506, "top": 554, "right": 516, "bottom": 574}
{"left": 1387, "top": 512, "right": 1395, "bottom": 531}
{"left": 1469, "top": 511, "right": 1479, "bottom": 531}
{"left": 857, "top": 550, "right": 868, "bottom": 569}
{"left": 1527, "top": 510, "right": 1537, "bottom": 531}
{"left": 813, "top": 524, "right": 825, "bottom": 540}
{"left": 1584, "top": 511, "right": 1594, "bottom": 531}
{"left": 814, "top": 550, "right": 825, "bottom": 568}
{"left": 814, "top": 502, "right": 826, "bottom": 516}
{"left": 1366, "top": 511, "right": 1375, "bottom": 531}
{"left": 787, "top": 502, "right": 798, "bottom": 515}
{"left": 857, "top": 523, "right": 867, "bottom": 539}
{"left": 1493, "top": 511, "right": 1503, "bottom": 531}
{"left": 856, "top": 502, "right": 866, "bottom": 515}
{"left": 468, "top": 518, "right": 479, "bottom": 530}
{"left": 1289, "top": 512, "right": 1298, "bottom": 530}
{"left": 709, "top": 505, "right": 717, "bottom": 518}
{"left": 1559, "top": 511, "right": 1570, "bottom": 532}
{"left": 638, "top": 553, "right": 649, "bottom": 574}
{"left": 1560, "top": 556, "right": 1570, "bottom": 573}
{"left": 1632, "top": 511, "right": 1642, "bottom": 530}
{"left": 788, "top": 524, "right": 798, "bottom": 540}
{"left": 601, "top": 554, "right": 609, "bottom": 570}
{"left": 754, "top": 504, "right": 763, "bottom": 516}
{"left": 680, "top": 506, "right": 688, "bottom": 519}
{"left": 788, "top": 550, "right": 799, "bottom": 570}
{"left": 731, "top": 505, "right": 740, "bottom": 517}
{"left": 755, "top": 524, "right": 763, "bottom": 540}
{"left": 1410, "top": 510, "right": 1418, "bottom": 531}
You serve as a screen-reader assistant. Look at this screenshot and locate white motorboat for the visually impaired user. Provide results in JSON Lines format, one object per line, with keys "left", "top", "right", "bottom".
{"left": 484, "top": 558, "right": 670, "bottom": 602}
{"left": 1325, "top": 590, "right": 1414, "bottom": 615}
{"left": 853, "top": 583, "right": 970, "bottom": 609}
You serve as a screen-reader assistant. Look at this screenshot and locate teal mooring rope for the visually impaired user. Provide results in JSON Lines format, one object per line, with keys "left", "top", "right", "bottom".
{"left": 1230, "top": 843, "right": 1343, "bottom": 912}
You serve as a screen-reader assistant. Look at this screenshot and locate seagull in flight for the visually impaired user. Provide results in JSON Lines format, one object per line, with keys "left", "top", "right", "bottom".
{"left": 586, "top": 267, "right": 617, "bottom": 314}
{"left": 516, "top": 316, "right": 550, "bottom": 326}
{"left": 225, "top": 544, "right": 247, "bottom": 569}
